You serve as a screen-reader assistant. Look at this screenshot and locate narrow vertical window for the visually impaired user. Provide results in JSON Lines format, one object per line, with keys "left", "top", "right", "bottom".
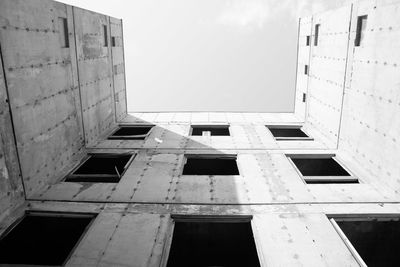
{"left": 306, "top": 35, "right": 310, "bottom": 46}
{"left": 314, "top": 24, "right": 320, "bottom": 46}
{"left": 355, "top": 15, "right": 368, "bottom": 47}
{"left": 111, "top": 36, "right": 116, "bottom": 47}
{"left": 103, "top": 24, "right": 108, "bottom": 47}
{"left": 58, "top": 17, "right": 69, "bottom": 48}
{"left": 304, "top": 65, "right": 309, "bottom": 75}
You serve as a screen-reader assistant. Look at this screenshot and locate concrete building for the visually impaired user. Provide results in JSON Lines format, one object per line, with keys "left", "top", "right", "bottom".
{"left": 0, "top": 0, "right": 399, "bottom": 266}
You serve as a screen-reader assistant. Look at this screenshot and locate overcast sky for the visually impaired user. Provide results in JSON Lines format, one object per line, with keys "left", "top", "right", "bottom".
{"left": 59, "top": 0, "right": 349, "bottom": 112}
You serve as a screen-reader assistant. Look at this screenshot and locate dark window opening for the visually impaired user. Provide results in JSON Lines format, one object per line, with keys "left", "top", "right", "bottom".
{"left": 333, "top": 217, "right": 400, "bottom": 267}
{"left": 268, "top": 127, "right": 309, "bottom": 138}
{"left": 304, "top": 65, "right": 309, "bottom": 75}
{"left": 108, "top": 126, "right": 153, "bottom": 140}
{"left": 58, "top": 17, "right": 69, "bottom": 48}
{"left": 291, "top": 157, "right": 351, "bottom": 176}
{"left": 65, "top": 154, "right": 133, "bottom": 183}
{"left": 0, "top": 212, "right": 94, "bottom": 266}
{"left": 111, "top": 36, "right": 116, "bottom": 47}
{"left": 103, "top": 24, "right": 108, "bottom": 47}
{"left": 191, "top": 125, "right": 230, "bottom": 136}
{"left": 167, "top": 218, "right": 260, "bottom": 267}
{"left": 306, "top": 35, "right": 310, "bottom": 46}
{"left": 355, "top": 15, "right": 368, "bottom": 47}
{"left": 182, "top": 156, "right": 239, "bottom": 175}
{"left": 314, "top": 24, "right": 320, "bottom": 46}
{"left": 302, "top": 93, "right": 307, "bottom": 102}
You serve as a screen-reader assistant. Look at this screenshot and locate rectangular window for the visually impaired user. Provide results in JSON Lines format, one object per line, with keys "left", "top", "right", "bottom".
{"left": 304, "top": 65, "right": 309, "bottom": 75}
{"left": 58, "top": 17, "right": 69, "bottom": 48}
{"left": 111, "top": 36, "right": 116, "bottom": 47}
{"left": 182, "top": 155, "right": 239, "bottom": 175}
{"left": 267, "top": 125, "right": 312, "bottom": 141}
{"left": 330, "top": 215, "right": 400, "bottom": 267}
{"left": 167, "top": 216, "right": 260, "bottom": 267}
{"left": 306, "top": 35, "right": 310, "bottom": 46}
{"left": 103, "top": 24, "right": 108, "bottom": 47}
{"left": 65, "top": 153, "right": 134, "bottom": 183}
{"left": 190, "top": 125, "right": 230, "bottom": 136}
{"left": 314, "top": 24, "right": 320, "bottom": 46}
{"left": 287, "top": 154, "right": 358, "bottom": 184}
{"left": 302, "top": 93, "right": 307, "bottom": 103}
{"left": 0, "top": 212, "right": 94, "bottom": 266}
{"left": 355, "top": 15, "right": 368, "bottom": 47}
{"left": 108, "top": 125, "right": 154, "bottom": 140}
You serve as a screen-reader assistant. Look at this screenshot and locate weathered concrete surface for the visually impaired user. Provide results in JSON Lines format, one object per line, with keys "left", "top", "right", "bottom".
{"left": 0, "top": 48, "right": 24, "bottom": 220}
{"left": 0, "top": 0, "right": 86, "bottom": 197}
{"left": 73, "top": 7, "right": 117, "bottom": 146}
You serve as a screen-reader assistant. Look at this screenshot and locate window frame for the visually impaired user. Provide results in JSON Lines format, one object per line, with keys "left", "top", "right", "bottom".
{"left": 0, "top": 211, "right": 96, "bottom": 266}
{"left": 159, "top": 215, "right": 262, "bottom": 267}
{"left": 266, "top": 125, "right": 313, "bottom": 141}
{"left": 107, "top": 124, "right": 154, "bottom": 140}
{"left": 189, "top": 124, "right": 231, "bottom": 136}
{"left": 181, "top": 154, "right": 240, "bottom": 176}
{"left": 64, "top": 153, "right": 136, "bottom": 183}
{"left": 286, "top": 154, "right": 359, "bottom": 184}
{"left": 328, "top": 214, "right": 400, "bottom": 267}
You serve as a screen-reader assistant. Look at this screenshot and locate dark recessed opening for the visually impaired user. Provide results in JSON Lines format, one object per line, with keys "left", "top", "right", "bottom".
{"left": 111, "top": 36, "right": 116, "bottom": 47}
{"left": 335, "top": 218, "right": 400, "bottom": 267}
{"left": 302, "top": 93, "right": 307, "bottom": 102}
{"left": 108, "top": 126, "right": 153, "bottom": 140}
{"left": 103, "top": 24, "right": 108, "bottom": 47}
{"left": 167, "top": 220, "right": 260, "bottom": 267}
{"left": 191, "top": 125, "right": 230, "bottom": 136}
{"left": 304, "top": 65, "right": 309, "bottom": 75}
{"left": 182, "top": 156, "right": 239, "bottom": 175}
{"left": 65, "top": 154, "right": 133, "bottom": 183}
{"left": 268, "top": 127, "right": 309, "bottom": 138}
{"left": 306, "top": 35, "right": 310, "bottom": 46}
{"left": 0, "top": 213, "right": 94, "bottom": 266}
{"left": 291, "top": 157, "right": 351, "bottom": 176}
{"left": 58, "top": 17, "right": 69, "bottom": 48}
{"left": 314, "top": 24, "right": 320, "bottom": 46}
{"left": 355, "top": 15, "right": 368, "bottom": 47}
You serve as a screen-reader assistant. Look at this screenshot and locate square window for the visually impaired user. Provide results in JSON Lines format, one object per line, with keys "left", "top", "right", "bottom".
{"left": 330, "top": 216, "right": 400, "bottom": 267}
{"left": 0, "top": 212, "right": 94, "bottom": 266}
{"left": 190, "top": 125, "right": 230, "bottom": 136}
{"left": 108, "top": 125, "right": 153, "bottom": 140}
{"left": 182, "top": 155, "right": 239, "bottom": 175}
{"left": 267, "top": 126, "right": 312, "bottom": 140}
{"left": 166, "top": 216, "right": 260, "bottom": 267}
{"left": 288, "top": 154, "right": 358, "bottom": 184}
{"left": 65, "top": 153, "right": 134, "bottom": 183}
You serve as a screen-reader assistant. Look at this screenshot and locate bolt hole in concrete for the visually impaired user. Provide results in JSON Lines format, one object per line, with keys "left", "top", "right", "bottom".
{"left": 167, "top": 220, "right": 260, "bottom": 267}
{"left": 182, "top": 156, "right": 239, "bottom": 175}
{"left": 0, "top": 212, "right": 94, "bottom": 265}
{"left": 335, "top": 217, "right": 400, "bottom": 267}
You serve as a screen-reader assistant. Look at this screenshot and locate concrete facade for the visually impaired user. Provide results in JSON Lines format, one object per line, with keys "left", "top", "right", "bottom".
{"left": 0, "top": 0, "right": 399, "bottom": 266}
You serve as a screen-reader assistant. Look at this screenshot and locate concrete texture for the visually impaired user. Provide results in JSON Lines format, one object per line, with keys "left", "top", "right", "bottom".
{"left": 0, "top": 0, "right": 399, "bottom": 266}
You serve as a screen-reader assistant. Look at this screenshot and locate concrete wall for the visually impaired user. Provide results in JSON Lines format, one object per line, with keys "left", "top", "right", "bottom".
{"left": 0, "top": 49, "right": 24, "bottom": 219}
{"left": 338, "top": 0, "right": 400, "bottom": 190}
{"left": 0, "top": 0, "right": 127, "bottom": 202}
{"left": 303, "top": 6, "right": 352, "bottom": 148}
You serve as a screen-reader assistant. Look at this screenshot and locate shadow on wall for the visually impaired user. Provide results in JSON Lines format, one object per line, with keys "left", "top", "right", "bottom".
{"left": 29, "top": 113, "right": 249, "bottom": 204}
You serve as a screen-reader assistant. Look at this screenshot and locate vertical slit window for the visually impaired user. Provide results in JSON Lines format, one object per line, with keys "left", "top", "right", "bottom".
{"left": 111, "top": 36, "right": 116, "bottom": 47}
{"left": 58, "top": 17, "right": 69, "bottom": 48}
{"left": 314, "top": 24, "right": 320, "bottom": 46}
{"left": 355, "top": 15, "right": 368, "bottom": 47}
{"left": 304, "top": 65, "right": 309, "bottom": 75}
{"left": 103, "top": 24, "right": 108, "bottom": 47}
{"left": 306, "top": 35, "right": 310, "bottom": 46}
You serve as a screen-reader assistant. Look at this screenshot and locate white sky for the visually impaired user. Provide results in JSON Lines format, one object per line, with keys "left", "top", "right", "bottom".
{"left": 59, "top": 0, "right": 349, "bottom": 112}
